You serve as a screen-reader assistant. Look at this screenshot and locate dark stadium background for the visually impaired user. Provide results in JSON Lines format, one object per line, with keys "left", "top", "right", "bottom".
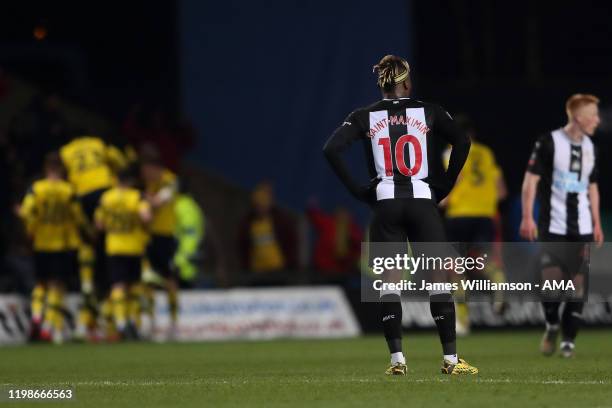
{"left": 1, "top": 3, "right": 612, "bottom": 405}
{"left": 1, "top": 0, "right": 611, "bottom": 287}
{"left": 3, "top": 0, "right": 611, "bottom": 221}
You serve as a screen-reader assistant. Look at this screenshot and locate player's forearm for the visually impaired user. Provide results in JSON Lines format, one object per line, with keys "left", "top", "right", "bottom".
{"left": 323, "top": 143, "right": 362, "bottom": 198}
{"left": 445, "top": 140, "right": 471, "bottom": 186}
{"left": 589, "top": 184, "right": 601, "bottom": 227}
{"left": 521, "top": 173, "right": 538, "bottom": 220}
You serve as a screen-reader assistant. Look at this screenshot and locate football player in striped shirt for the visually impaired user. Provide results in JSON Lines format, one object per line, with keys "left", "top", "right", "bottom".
{"left": 520, "top": 93, "right": 603, "bottom": 358}
{"left": 324, "top": 55, "right": 477, "bottom": 375}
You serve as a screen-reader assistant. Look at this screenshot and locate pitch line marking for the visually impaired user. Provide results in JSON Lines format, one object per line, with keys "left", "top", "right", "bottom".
{"left": 4, "top": 378, "right": 609, "bottom": 387}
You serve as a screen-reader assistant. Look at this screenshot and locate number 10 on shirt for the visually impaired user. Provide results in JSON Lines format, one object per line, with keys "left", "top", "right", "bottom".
{"left": 377, "top": 134, "right": 423, "bottom": 177}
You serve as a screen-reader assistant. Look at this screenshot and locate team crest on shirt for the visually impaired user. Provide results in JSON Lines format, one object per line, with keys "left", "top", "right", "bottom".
{"left": 552, "top": 169, "right": 587, "bottom": 193}
{"left": 571, "top": 161, "right": 581, "bottom": 171}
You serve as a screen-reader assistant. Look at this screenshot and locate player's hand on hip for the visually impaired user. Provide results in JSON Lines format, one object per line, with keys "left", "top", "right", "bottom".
{"left": 519, "top": 217, "right": 538, "bottom": 241}
{"left": 355, "top": 187, "right": 375, "bottom": 204}
{"left": 432, "top": 179, "right": 453, "bottom": 204}
{"left": 593, "top": 223, "right": 604, "bottom": 248}
{"left": 354, "top": 178, "right": 380, "bottom": 204}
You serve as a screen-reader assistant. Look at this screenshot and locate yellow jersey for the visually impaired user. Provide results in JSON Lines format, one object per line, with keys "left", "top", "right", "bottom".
{"left": 446, "top": 142, "right": 501, "bottom": 218}
{"left": 146, "top": 170, "right": 177, "bottom": 236}
{"left": 95, "top": 187, "right": 150, "bottom": 256}
{"left": 249, "top": 216, "right": 285, "bottom": 272}
{"left": 60, "top": 136, "right": 127, "bottom": 196}
{"left": 19, "top": 179, "right": 84, "bottom": 252}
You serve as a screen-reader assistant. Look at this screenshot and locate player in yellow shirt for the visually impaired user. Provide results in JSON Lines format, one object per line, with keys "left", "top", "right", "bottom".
{"left": 444, "top": 145, "right": 505, "bottom": 220}
{"left": 60, "top": 135, "right": 128, "bottom": 217}
{"left": 60, "top": 135, "right": 128, "bottom": 339}
{"left": 95, "top": 166, "right": 151, "bottom": 340}
{"left": 18, "top": 152, "right": 86, "bottom": 343}
{"left": 140, "top": 152, "right": 180, "bottom": 337}
{"left": 442, "top": 117, "right": 507, "bottom": 335}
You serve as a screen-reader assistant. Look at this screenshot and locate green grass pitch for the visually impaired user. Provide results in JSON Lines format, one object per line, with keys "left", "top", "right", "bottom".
{"left": 0, "top": 330, "right": 611, "bottom": 407}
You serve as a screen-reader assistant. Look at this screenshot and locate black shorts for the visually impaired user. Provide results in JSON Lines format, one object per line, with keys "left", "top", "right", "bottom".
{"left": 370, "top": 198, "right": 447, "bottom": 243}
{"left": 33, "top": 250, "right": 78, "bottom": 282}
{"left": 368, "top": 199, "right": 451, "bottom": 278}
{"left": 107, "top": 256, "right": 142, "bottom": 285}
{"left": 446, "top": 217, "right": 495, "bottom": 258}
{"left": 446, "top": 217, "right": 495, "bottom": 243}
{"left": 538, "top": 232, "right": 592, "bottom": 277}
{"left": 147, "top": 235, "right": 178, "bottom": 278}
{"left": 93, "top": 239, "right": 109, "bottom": 295}
{"left": 79, "top": 188, "right": 108, "bottom": 222}
{"left": 78, "top": 188, "right": 109, "bottom": 295}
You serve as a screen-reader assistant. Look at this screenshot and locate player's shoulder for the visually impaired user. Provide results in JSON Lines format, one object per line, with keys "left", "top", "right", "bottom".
{"left": 472, "top": 143, "right": 499, "bottom": 170}
{"left": 536, "top": 131, "right": 555, "bottom": 147}
{"left": 29, "top": 179, "right": 46, "bottom": 194}
{"left": 117, "top": 187, "right": 142, "bottom": 204}
{"left": 163, "top": 169, "right": 177, "bottom": 180}
{"left": 420, "top": 100, "right": 453, "bottom": 119}
{"left": 85, "top": 135, "right": 105, "bottom": 148}
{"left": 471, "top": 141, "right": 493, "bottom": 155}
{"left": 56, "top": 179, "right": 75, "bottom": 194}
{"left": 66, "top": 136, "right": 105, "bottom": 149}
{"left": 103, "top": 187, "right": 137, "bottom": 205}
{"left": 100, "top": 187, "right": 118, "bottom": 202}
{"left": 528, "top": 131, "right": 554, "bottom": 152}
{"left": 28, "top": 179, "right": 52, "bottom": 197}
{"left": 360, "top": 100, "right": 386, "bottom": 113}
{"left": 129, "top": 187, "right": 143, "bottom": 199}
{"left": 341, "top": 105, "right": 369, "bottom": 128}
{"left": 407, "top": 98, "right": 437, "bottom": 108}
{"left": 160, "top": 170, "right": 177, "bottom": 186}
{"left": 400, "top": 99, "right": 454, "bottom": 122}
{"left": 583, "top": 135, "right": 595, "bottom": 149}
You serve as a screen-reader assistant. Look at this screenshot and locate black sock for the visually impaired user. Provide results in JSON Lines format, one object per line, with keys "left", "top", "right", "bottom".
{"left": 380, "top": 294, "right": 402, "bottom": 353}
{"left": 429, "top": 293, "right": 456, "bottom": 355}
{"left": 542, "top": 301, "right": 561, "bottom": 325}
{"left": 561, "top": 302, "right": 583, "bottom": 342}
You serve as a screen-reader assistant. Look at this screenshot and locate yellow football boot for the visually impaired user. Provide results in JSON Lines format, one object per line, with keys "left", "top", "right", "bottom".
{"left": 441, "top": 358, "right": 478, "bottom": 375}
{"left": 385, "top": 362, "right": 407, "bottom": 376}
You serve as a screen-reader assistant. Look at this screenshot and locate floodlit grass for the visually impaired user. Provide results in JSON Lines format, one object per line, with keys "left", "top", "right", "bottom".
{"left": 1, "top": 331, "right": 611, "bottom": 407}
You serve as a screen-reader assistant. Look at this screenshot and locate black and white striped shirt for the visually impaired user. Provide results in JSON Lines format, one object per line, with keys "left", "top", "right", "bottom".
{"left": 527, "top": 129, "right": 598, "bottom": 236}
{"left": 324, "top": 98, "right": 470, "bottom": 203}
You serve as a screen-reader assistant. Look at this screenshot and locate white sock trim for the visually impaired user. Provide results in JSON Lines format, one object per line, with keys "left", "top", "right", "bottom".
{"left": 546, "top": 322, "right": 560, "bottom": 331}
{"left": 444, "top": 354, "right": 458, "bottom": 364}
{"left": 380, "top": 288, "right": 402, "bottom": 297}
{"left": 391, "top": 352, "right": 405, "bottom": 365}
